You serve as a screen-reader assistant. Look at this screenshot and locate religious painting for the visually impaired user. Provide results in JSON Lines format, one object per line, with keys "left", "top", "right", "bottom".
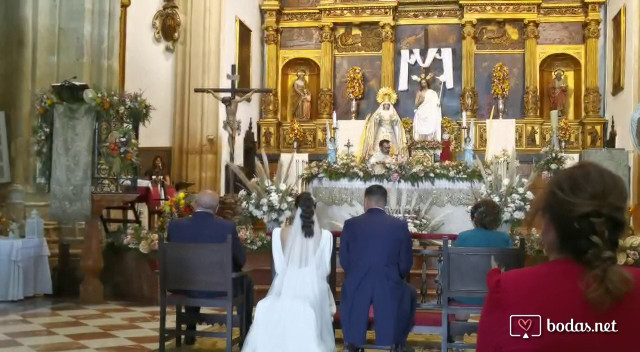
{"left": 394, "top": 25, "right": 462, "bottom": 120}
{"left": 334, "top": 56, "right": 381, "bottom": 120}
{"left": 475, "top": 53, "right": 525, "bottom": 119}
{"left": 261, "top": 127, "right": 275, "bottom": 148}
{"left": 334, "top": 25, "right": 383, "bottom": 53}
{"left": 281, "top": 28, "right": 321, "bottom": 50}
{"left": 235, "top": 18, "right": 252, "bottom": 92}
{"left": 475, "top": 21, "right": 524, "bottom": 51}
{"left": 515, "top": 124, "right": 525, "bottom": 148}
{"left": 538, "top": 23, "right": 584, "bottom": 45}
{"left": 586, "top": 124, "right": 602, "bottom": 148}
{"left": 611, "top": 5, "right": 626, "bottom": 96}
{"left": 281, "top": 0, "right": 319, "bottom": 8}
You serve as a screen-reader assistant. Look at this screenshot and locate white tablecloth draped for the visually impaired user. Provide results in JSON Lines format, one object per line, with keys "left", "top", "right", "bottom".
{"left": 0, "top": 237, "right": 52, "bottom": 301}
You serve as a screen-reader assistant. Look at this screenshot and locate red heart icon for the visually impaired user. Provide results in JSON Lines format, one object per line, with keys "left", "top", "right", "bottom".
{"left": 518, "top": 319, "right": 532, "bottom": 332}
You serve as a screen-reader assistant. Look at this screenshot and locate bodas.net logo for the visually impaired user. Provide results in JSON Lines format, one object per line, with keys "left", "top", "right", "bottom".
{"left": 510, "top": 315, "right": 542, "bottom": 339}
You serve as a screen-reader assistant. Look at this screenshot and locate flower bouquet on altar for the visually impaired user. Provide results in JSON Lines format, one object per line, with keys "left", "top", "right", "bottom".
{"left": 535, "top": 147, "right": 569, "bottom": 179}
{"left": 123, "top": 225, "right": 160, "bottom": 255}
{"left": 157, "top": 192, "right": 195, "bottom": 234}
{"left": 231, "top": 151, "right": 298, "bottom": 230}
{"left": 475, "top": 152, "right": 536, "bottom": 231}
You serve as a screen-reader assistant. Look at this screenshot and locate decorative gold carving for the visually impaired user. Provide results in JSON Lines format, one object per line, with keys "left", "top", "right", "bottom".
{"left": 397, "top": 8, "right": 461, "bottom": 19}
{"left": 475, "top": 22, "right": 524, "bottom": 51}
{"left": 584, "top": 20, "right": 600, "bottom": 40}
{"left": 477, "top": 123, "right": 487, "bottom": 149}
{"left": 335, "top": 25, "right": 383, "bottom": 53}
{"left": 584, "top": 88, "right": 601, "bottom": 117}
{"left": 462, "top": 21, "right": 476, "bottom": 39}
{"left": 280, "top": 12, "right": 321, "bottom": 22}
{"left": 264, "top": 26, "right": 279, "bottom": 45}
{"left": 318, "top": 89, "right": 334, "bottom": 116}
{"left": 588, "top": 4, "right": 601, "bottom": 13}
{"left": 524, "top": 21, "right": 539, "bottom": 40}
{"left": 515, "top": 124, "right": 525, "bottom": 148}
{"left": 465, "top": 5, "right": 537, "bottom": 14}
{"left": 265, "top": 10, "right": 278, "bottom": 19}
{"left": 381, "top": 23, "right": 394, "bottom": 43}
{"left": 152, "top": 0, "right": 181, "bottom": 52}
{"left": 320, "top": 25, "right": 333, "bottom": 43}
{"left": 460, "top": 88, "right": 478, "bottom": 115}
{"left": 524, "top": 86, "right": 540, "bottom": 117}
{"left": 261, "top": 90, "right": 279, "bottom": 119}
{"left": 323, "top": 7, "right": 392, "bottom": 17}
{"left": 540, "top": 7, "right": 584, "bottom": 17}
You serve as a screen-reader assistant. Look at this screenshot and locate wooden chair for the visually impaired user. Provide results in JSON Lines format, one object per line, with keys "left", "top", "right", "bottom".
{"left": 158, "top": 236, "right": 247, "bottom": 352}
{"left": 438, "top": 237, "right": 525, "bottom": 352}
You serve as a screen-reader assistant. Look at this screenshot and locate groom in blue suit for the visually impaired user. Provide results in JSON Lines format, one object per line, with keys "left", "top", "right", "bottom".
{"left": 340, "top": 185, "right": 416, "bottom": 350}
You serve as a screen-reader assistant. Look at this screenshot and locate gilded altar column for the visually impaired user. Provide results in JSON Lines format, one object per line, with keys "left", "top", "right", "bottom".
{"left": 524, "top": 20, "right": 539, "bottom": 118}
{"left": 380, "top": 23, "right": 395, "bottom": 88}
{"left": 460, "top": 20, "right": 478, "bottom": 118}
{"left": 583, "top": 19, "right": 601, "bottom": 119}
{"left": 318, "top": 24, "right": 334, "bottom": 120}
{"left": 262, "top": 25, "right": 279, "bottom": 120}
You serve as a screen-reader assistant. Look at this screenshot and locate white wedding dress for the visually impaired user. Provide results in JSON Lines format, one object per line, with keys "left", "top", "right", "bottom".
{"left": 242, "top": 212, "right": 336, "bottom": 352}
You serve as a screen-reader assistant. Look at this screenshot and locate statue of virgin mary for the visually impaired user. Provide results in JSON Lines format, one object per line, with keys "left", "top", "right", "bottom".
{"left": 359, "top": 87, "right": 408, "bottom": 162}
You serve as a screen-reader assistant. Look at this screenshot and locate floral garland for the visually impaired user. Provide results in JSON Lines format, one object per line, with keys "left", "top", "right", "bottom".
{"left": 288, "top": 120, "right": 304, "bottom": 143}
{"left": 301, "top": 153, "right": 481, "bottom": 185}
{"left": 491, "top": 63, "right": 510, "bottom": 99}
{"left": 557, "top": 119, "right": 575, "bottom": 142}
{"left": 33, "top": 89, "right": 153, "bottom": 186}
{"left": 346, "top": 66, "right": 364, "bottom": 100}
{"left": 534, "top": 147, "right": 568, "bottom": 175}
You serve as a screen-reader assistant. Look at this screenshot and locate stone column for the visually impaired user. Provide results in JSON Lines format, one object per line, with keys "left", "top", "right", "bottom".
{"left": 460, "top": 20, "right": 478, "bottom": 118}
{"left": 318, "top": 24, "right": 334, "bottom": 120}
{"left": 524, "top": 20, "right": 540, "bottom": 118}
{"left": 583, "top": 19, "right": 601, "bottom": 119}
{"left": 380, "top": 23, "right": 395, "bottom": 88}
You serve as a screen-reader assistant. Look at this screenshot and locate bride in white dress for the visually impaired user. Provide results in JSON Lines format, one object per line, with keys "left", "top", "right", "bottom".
{"left": 242, "top": 192, "right": 336, "bottom": 352}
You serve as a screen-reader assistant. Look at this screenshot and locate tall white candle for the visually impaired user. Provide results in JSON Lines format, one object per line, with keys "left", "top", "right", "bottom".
{"left": 462, "top": 111, "right": 467, "bottom": 127}
{"left": 332, "top": 110, "right": 337, "bottom": 126}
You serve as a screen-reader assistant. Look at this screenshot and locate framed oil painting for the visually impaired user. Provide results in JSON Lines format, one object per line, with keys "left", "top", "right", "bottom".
{"left": 235, "top": 18, "right": 252, "bottom": 93}
{"left": 611, "top": 5, "right": 625, "bottom": 96}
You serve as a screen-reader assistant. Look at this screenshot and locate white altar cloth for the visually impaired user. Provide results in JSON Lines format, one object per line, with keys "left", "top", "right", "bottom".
{"left": 0, "top": 237, "right": 52, "bottom": 301}
{"left": 308, "top": 179, "right": 476, "bottom": 234}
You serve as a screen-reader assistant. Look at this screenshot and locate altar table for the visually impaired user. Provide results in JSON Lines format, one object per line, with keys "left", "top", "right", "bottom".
{"left": 0, "top": 237, "right": 52, "bottom": 301}
{"left": 308, "top": 179, "right": 476, "bottom": 234}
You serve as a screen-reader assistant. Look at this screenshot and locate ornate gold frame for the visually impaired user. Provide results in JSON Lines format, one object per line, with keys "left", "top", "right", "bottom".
{"left": 235, "top": 17, "right": 253, "bottom": 94}
{"left": 611, "top": 5, "right": 625, "bottom": 96}
{"left": 152, "top": 0, "right": 182, "bottom": 52}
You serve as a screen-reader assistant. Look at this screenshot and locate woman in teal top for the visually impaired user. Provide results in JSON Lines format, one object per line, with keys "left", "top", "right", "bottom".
{"left": 452, "top": 199, "right": 512, "bottom": 306}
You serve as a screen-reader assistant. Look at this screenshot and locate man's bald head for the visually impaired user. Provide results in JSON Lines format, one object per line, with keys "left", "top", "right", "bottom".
{"left": 194, "top": 190, "right": 219, "bottom": 213}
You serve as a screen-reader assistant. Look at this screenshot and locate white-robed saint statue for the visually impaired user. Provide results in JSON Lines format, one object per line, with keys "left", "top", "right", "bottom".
{"left": 412, "top": 71, "right": 444, "bottom": 141}
{"left": 359, "top": 87, "right": 408, "bottom": 162}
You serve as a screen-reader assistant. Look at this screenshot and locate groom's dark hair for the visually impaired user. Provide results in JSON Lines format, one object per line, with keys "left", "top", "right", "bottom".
{"left": 365, "top": 185, "right": 387, "bottom": 206}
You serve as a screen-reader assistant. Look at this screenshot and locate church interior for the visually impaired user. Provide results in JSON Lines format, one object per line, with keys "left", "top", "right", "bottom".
{"left": 0, "top": 0, "right": 639, "bottom": 351}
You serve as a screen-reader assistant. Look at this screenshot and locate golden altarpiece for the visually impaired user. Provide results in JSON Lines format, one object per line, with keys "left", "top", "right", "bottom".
{"left": 258, "top": 0, "right": 606, "bottom": 155}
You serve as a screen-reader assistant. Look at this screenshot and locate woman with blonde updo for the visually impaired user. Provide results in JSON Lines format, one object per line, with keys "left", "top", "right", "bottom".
{"left": 477, "top": 162, "right": 640, "bottom": 351}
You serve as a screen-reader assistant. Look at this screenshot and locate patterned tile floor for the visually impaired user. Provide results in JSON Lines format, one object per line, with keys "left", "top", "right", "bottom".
{"left": 0, "top": 298, "right": 453, "bottom": 352}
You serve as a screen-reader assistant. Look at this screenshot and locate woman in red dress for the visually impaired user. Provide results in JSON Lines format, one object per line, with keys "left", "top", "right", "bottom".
{"left": 477, "top": 162, "right": 640, "bottom": 352}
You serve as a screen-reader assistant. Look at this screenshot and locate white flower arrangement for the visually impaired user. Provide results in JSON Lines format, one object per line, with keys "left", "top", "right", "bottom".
{"left": 475, "top": 152, "right": 536, "bottom": 230}
{"left": 386, "top": 195, "right": 446, "bottom": 234}
{"left": 123, "top": 225, "right": 159, "bottom": 254}
{"left": 231, "top": 151, "right": 298, "bottom": 229}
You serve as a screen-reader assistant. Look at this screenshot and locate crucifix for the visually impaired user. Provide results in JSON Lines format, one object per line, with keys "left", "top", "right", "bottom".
{"left": 344, "top": 139, "right": 354, "bottom": 155}
{"left": 194, "top": 64, "right": 272, "bottom": 194}
{"left": 194, "top": 64, "right": 272, "bottom": 164}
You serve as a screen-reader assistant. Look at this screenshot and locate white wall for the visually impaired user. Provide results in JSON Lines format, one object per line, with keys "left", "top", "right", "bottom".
{"left": 125, "top": 0, "right": 176, "bottom": 147}
{"left": 605, "top": 0, "right": 640, "bottom": 151}
{"left": 218, "top": 0, "right": 263, "bottom": 192}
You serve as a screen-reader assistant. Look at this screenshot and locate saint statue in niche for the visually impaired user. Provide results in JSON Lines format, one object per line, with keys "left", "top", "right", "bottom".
{"left": 292, "top": 70, "right": 308, "bottom": 120}
{"left": 301, "top": 89, "right": 312, "bottom": 120}
{"left": 412, "top": 70, "right": 443, "bottom": 141}
{"left": 549, "top": 68, "right": 569, "bottom": 117}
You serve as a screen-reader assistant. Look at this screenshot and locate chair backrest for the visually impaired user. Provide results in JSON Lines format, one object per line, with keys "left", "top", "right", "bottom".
{"left": 442, "top": 238, "right": 525, "bottom": 298}
{"left": 160, "top": 235, "right": 233, "bottom": 293}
